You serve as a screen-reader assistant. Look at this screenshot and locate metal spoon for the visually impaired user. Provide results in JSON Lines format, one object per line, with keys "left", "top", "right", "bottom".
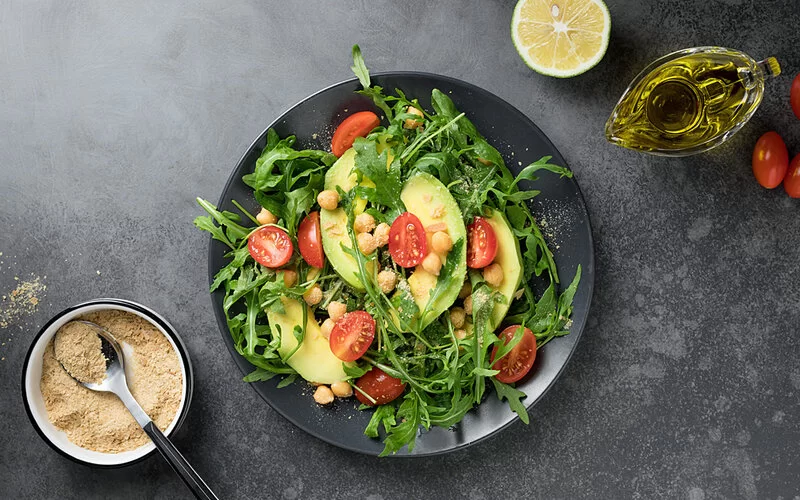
{"left": 61, "top": 320, "right": 218, "bottom": 500}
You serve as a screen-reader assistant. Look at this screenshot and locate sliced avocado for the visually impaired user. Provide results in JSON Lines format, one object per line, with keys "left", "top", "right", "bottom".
{"left": 267, "top": 296, "right": 348, "bottom": 384}
{"left": 319, "top": 148, "right": 374, "bottom": 290}
{"left": 485, "top": 209, "right": 524, "bottom": 329}
{"left": 401, "top": 172, "right": 467, "bottom": 328}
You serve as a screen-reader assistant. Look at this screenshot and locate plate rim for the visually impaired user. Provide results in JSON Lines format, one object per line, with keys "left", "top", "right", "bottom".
{"left": 207, "top": 71, "right": 595, "bottom": 457}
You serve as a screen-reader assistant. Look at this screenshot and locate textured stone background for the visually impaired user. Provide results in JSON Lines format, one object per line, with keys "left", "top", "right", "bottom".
{"left": 1, "top": 1, "right": 799, "bottom": 498}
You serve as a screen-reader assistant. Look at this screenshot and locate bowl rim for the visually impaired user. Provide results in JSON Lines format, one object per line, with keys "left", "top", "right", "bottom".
{"left": 21, "top": 298, "right": 195, "bottom": 468}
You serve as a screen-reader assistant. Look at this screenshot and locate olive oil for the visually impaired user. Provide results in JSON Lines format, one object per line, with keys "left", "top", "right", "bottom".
{"left": 606, "top": 47, "right": 780, "bottom": 156}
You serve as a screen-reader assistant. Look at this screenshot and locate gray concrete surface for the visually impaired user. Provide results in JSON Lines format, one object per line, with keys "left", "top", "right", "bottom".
{"left": 1, "top": 1, "right": 799, "bottom": 498}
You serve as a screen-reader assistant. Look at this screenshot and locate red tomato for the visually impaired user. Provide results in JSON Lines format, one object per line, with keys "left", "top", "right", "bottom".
{"left": 354, "top": 367, "right": 406, "bottom": 406}
{"left": 466, "top": 217, "right": 498, "bottom": 269}
{"left": 388, "top": 212, "right": 427, "bottom": 268}
{"left": 784, "top": 154, "right": 800, "bottom": 198}
{"left": 247, "top": 226, "right": 293, "bottom": 268}
{"left": 752, "top": 131, "right": 789, "bottom": 189}
{"left": 331, "top": 111, "right": 380, "bottom": 157}
{"left": 297, "top": 211, "right": 324, "bottom": 268}
{"left": 791, "top": 73, "right": 800, "bottom": 120}
{"left": 329, "top": 311, "right": 375, "bottom": 362}
{"left": 490, "top": 325, "right": 537, "bottom": 384}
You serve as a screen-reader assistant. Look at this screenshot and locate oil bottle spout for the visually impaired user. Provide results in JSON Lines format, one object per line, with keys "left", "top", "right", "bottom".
{"left": 757, "top": 57, "right": 781, "bottom": 79}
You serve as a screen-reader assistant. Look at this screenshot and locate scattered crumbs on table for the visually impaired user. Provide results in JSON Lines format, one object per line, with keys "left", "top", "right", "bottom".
{"left": 0, "top": 274, "right": 46, "bottom": 332}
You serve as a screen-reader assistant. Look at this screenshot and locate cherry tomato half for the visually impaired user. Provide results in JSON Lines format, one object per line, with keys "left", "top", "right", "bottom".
{"left": 388, "top": 212, "right": 427, "bottom": 268}
{"left": 331, "top": 111, "right": 380, "bottom": 157}
{"left": 329, "top": 311, "right": 375, "bottom": 362}
{"left": 247, "top": 226, "right": 293, "bottom": 268}
{"left": 297, "top": 211, "right": 324, "bottom": 268}
{"left": 466, "top": 217, "right": 498, "bottom": 269}
{"left": 752, "top": 131, "right": 789, "bottom": 189}
{"left": 784, "top": 154, "right": 800, "bottom": 199}
{"left": 791, "top": 73, "right": 800, "bottom": 120}
{"left": 490, "top": 325, "right": 537, "bottom": 384}
{"left": 354, "top": 367, "right": 406, "bottom": 406}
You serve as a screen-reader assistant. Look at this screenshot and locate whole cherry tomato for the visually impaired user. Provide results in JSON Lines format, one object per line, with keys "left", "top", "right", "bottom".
{"left": 752, "top": 131, "right": 789, "bottom": 189}
{"left": 784, "top": 154, "right": 800, "bottom": 199}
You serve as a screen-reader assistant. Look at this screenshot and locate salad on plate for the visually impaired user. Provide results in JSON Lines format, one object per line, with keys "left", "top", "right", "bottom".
{"left": 195, "top": 46, "right": 581, "bottom": 455}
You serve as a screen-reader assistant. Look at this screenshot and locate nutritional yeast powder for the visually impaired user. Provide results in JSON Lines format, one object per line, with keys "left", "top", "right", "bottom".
{"left": 40, "top": 310, "right": 183, "bottom": 453}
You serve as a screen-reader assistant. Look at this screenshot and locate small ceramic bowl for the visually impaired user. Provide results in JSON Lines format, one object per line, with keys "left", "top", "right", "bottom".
{"left": 21, "top": 298, "right": 194, "bottom": 467}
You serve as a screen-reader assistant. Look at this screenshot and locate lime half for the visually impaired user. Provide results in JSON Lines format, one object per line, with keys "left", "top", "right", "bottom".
{"left": 512, "top": 0, "right": 611, "bottom": 78}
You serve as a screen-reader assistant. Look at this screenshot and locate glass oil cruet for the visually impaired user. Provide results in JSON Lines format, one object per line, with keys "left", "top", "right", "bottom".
{"left": 605, "top": 47, "right": 781, "bottom": 156}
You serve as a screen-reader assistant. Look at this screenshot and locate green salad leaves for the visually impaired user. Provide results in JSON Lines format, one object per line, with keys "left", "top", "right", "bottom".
{"left": 195, "top": 45, "right": 581, "bottom": 456}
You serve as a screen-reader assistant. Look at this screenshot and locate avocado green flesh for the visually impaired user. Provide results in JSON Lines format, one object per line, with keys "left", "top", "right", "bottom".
{"left": 267, "top": 297, "right": 348, "bottom": 384}
{"left": 485, "top": 210, "right": 524, "bottom": 330}
{"left": 319, "top": 148, "right": 373, "bottom": 290}
{"left": 401, "top": 172, "right": 467, "bottom": 328}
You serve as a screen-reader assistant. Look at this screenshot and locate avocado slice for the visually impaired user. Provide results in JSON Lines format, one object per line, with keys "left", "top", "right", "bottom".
{"left": 401, "top": 172, "right": 467, "bottom": 328}
{"left": 485, "top": 209, "right": 524, "bottom": 329}
{"left": 319, "top": 148, "right": 374, "bottom": 290}
{"left": 267, "top": 296, "right": 348, "bottom": 384}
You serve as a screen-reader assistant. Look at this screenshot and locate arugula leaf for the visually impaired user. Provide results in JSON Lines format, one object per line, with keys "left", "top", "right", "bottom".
{"left": 276, "top": 373, "right": 298, "bottom": 389}
{"left": 196, "top": 198, "right": 250, "bottom": 245}
{"left": 243, "top": 368, "right": 279, "bottom": 383}
{"left": 209, "top": 246, "right": 250, "bottom": 292}
{"left": 364, "top": 404, "right": 396, "bottom": 438}
{"left": 352, "top": 137, "right": 404, "bottom": 219}
{"left": 491, "top": 378, "right": 530, "bottom": 425}
{"left": 380, "top": 392, "right": 424, "bottom": 456}
{"left": 350, "top": 44, "right": 370, "bottom": 88}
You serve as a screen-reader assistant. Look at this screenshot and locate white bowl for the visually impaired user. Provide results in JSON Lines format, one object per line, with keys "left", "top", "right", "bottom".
{"left": 22, "top": 299, "right": 194, "bottom": 467}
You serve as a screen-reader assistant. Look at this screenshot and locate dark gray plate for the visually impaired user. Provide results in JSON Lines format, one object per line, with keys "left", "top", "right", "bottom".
{"left": 208, "top": 72, "right": 594, "bottom": 456}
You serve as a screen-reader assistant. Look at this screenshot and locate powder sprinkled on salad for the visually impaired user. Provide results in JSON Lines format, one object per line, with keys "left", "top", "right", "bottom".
{"left": 40, "top": 310, "right": 183, "bottom": 453}
{"left": 194, "top": 45, "right": 582, "bottom": 456}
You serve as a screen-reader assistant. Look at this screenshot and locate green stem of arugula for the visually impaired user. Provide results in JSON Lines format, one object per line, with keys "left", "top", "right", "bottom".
{"left": 231, "top": 199, "right": 261, "bottom": 226}
{"left": 400, "top": 113, "right": 465, "bottom": 165}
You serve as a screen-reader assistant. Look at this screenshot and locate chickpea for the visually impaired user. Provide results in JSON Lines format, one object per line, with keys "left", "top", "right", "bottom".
{"left": 317, "top": 190, "right": 339, "bottom": 210}
{"left": 377, "top": 270, "right": 398, "bottom": 294}
{"left": 313, "top": 385, "right": 335, "bottom": 405}
{"left": 483, "top": 262, "right": 504, "bottom": 287}
{"left": 303, "top": 284, "right": 323, "bottom": 305}
{"left": 281, "top": 269, "right": 298, "bottom": 288}
{"left": 458, "top": 281, "right": 472, "bottom": 299}
{"left": 256, "top": 207, "right": 277, "bottom": 225}
{"left": 320, "top": 318, "right": 336, "bottom": 339}
{"left": 331, "top": 381, "right": 353, "bottom": 398}
{"left": 357, "top": 232, "right": 378, "bottom": 255}
{"left": 431, "top": 231, "right": 453, "bottom": 254}
{"left": 421, "top": 252, "right": 442, "bottom": 276}
{"left": 327, "top": 301, "right": 347, "bottom": 322}
{"left": 449, "top": 307, "right": 466, "bottom": 328}
{"left": 373, "top": 222, "right": 391, "bottom": 247}
{"left": 454, "top": 329, "right": 467, "bottom": 340}
{"left": 404, "top": 105, "right": 424, "bottom": 129}
{"left": 463, "top": 295, "right": 473, "bottom": 315}
{"left": 354, "top": 213, "right": 376, "bottom": 233}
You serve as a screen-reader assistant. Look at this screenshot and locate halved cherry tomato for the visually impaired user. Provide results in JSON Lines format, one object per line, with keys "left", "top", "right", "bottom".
{"left": 752, "top": 131, "right": 789, "bottom": 189}
{"left": 491, "top": 325, "right": 537, "bottom": 384}
{"left": 297, "top": 211, "right": 324, "bottom": 268}
{"left": 329, "top": 311, "right": 375, "bottom": 362}
{"left": 791, "top": 73, "right": 800, "bottom": 120}
{"left": 784, "top": 154, "right": 800, "bottom": 199}
{"left": 466, "top": 217, "right": 498, "bottom": 269}
{"left": 331, "top": 111, "right": 380, "bottom": 157}
{"left": 354, "top": 367, "right": 406, "bottom": 406}
{"left": 388, "top": 212, "right": 427, "bottom": 268}
{"left": 247, "top": 226, "right": 293, "bottom": 268}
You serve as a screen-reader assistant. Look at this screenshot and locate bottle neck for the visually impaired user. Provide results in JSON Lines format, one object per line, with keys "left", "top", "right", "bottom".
{"left": 757, "top": 57, "right": 781, "bottom": 80}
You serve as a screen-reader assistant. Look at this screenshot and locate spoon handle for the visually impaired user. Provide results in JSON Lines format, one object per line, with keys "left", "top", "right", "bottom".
{"left": 143, "top": 422, "right": 219, "bottom": 500}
